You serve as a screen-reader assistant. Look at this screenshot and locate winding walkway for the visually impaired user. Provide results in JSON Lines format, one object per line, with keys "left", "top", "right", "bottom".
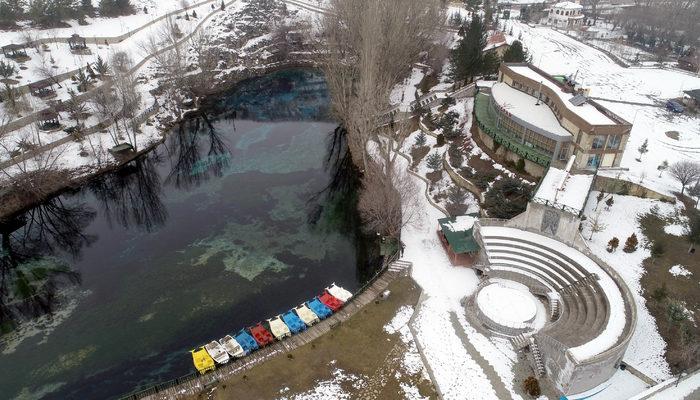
{"left": 1, "top": 0, "right": 238, "bottom": 170}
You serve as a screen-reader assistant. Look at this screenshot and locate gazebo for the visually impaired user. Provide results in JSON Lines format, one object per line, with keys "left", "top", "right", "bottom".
{"left": 29, "top": 80, "right": 56, "bottom": 98}
{"left": 2, "top": 44, "right": 27, "bottom": 59}
{"left": 37, "top": 109, "right": 60, "bottom": 131}
{"left": 68, "top": 34, "right": 87, "bottom": 51}
{"left": 437, "top": 213, "right": 480, "bottom": 266}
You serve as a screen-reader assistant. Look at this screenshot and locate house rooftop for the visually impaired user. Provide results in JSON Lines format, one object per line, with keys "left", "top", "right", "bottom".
{"left": 505, "top": 64, "right": 619, "bottom": 126}
{"left": 492, "top": 82, "right": 572, "bottom": 138}
{"left": 553, "top": 1, "right": 583, "bottom": 9}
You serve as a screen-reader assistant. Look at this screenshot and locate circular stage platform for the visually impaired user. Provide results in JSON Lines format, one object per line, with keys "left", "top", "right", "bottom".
{"left": 475, "top": 281, "right": 538, "bottom": 334}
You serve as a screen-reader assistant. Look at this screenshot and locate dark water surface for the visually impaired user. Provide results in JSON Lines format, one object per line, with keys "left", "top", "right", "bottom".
{"left": 0, "top": 69, "right": 374, "bottom": 399}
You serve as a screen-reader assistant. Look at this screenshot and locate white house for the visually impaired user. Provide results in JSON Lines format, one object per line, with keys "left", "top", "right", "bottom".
{"left": 547, "top": 1, "right": 584, "bottom": 29}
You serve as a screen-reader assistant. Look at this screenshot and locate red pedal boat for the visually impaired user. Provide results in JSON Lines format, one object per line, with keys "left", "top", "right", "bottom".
{"left": 318, "top": 292, "right": 343, "bottom": 312}
{"left": 249, "top": 323, "right": 274, "bottom": 347}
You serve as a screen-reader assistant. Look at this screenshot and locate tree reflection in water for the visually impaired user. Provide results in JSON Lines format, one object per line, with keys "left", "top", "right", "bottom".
{"left": 309, "top": 125, "right": 382, "bottom": 283}
{"left": 164, "top": 114, "right": 232, "bottom": 190}
{"left": 0, "top": 198, "right": 95, "bottom": 333}
{"left": 89, "top": 155, "right": 168, "bottom": 233}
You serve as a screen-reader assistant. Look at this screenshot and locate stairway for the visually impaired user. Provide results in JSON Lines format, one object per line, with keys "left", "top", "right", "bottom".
{"left": 529, "top": 338, "right": 546, "bottom": 377}
{"left": 388, "top": 259, "right": 412, "bottom": 274}
{"left": 510, "top": 333, "right": 531, "bottom": 350}
{"left": 549, "top": 297, "right": 560, "bottom": 321}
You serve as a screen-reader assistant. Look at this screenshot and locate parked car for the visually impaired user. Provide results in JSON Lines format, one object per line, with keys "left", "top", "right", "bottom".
{"left": 666, "top": 100, "right": 685, "bottom": 113}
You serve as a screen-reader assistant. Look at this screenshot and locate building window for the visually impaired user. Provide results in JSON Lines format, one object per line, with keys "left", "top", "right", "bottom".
{"left": 587, "top": 154, "right": 601, "bottom": 168}
{"left": 607, "top": 135, "right": 621, "bottom": 150}
{"left": 591, "top": 135, "right": 606, "bottom": 149}
{"left": 558, "top": 144, "right": 569, "bottom": 160}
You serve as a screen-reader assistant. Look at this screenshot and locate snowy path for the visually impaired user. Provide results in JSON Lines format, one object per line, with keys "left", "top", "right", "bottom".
{"left": 388, "top": 136, "right": 525, "bottom": 399}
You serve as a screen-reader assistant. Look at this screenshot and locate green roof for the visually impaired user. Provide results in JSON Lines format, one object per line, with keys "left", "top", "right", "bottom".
{"left": 438, "top": 214, "right": 480, "bottom": 254}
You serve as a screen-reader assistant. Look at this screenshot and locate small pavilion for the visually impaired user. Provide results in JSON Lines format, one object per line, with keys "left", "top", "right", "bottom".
{"left": 438, "top": 213, "right": 480, "bottom": 266}
{"left": 68, "top": 34, "right": 88, "bottom": 51}
{"left": 37, "top": 110, "right": 60, "bottom": 130}
{"left": 29, "top": 79, "right": 56, "bottom": 98}
{"left": 2, "top": 44, "right": 27, "bottom": 59}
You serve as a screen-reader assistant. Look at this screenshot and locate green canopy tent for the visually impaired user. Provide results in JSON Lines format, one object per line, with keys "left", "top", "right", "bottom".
{"left": 438, "top": 214, "right": 480, "bottom": 266}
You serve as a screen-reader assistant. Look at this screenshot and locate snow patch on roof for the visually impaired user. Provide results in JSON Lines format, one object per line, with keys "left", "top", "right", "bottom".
{"left": 491, "top": 82, "right": 573, "bottom": 138}
{"left": 534, "top": 167, "right": 594, "bottom": 213}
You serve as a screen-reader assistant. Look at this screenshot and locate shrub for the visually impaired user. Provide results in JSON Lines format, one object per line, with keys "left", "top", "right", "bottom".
{"left": 605, "top": 196, "right": 614, "bottom": 209}
{"left": 448, "top": 143, "right": 463, "bottom": 167}
{"left": 651, "top": 283, "right": 668, "bottom": 302}
{"left": 623, "top": 233, "right": 638, "bottom": 253}
{"left": 426, "top": 152, "right": 442, "bottom": 172}
{"left": 515, "top": 158, "right": 525, "bottom": 172}
{"left": 667, "top": 301, "right": 688, "bottom": 323}
{"left": 523, "top": 376, "right": 541, "bottom": 397}
{"left": 650, "top": 241, "right": 664, "bottom": 258}
{"left": 483, "top": 177, "right": 532, "bottom": 219}
{"left": 415, "top": 131, "right": 427, "bottom": 147}
{"left": 435, "top": 133, "right": 445, "bottom": 147}
{"left": 606, "top": 237, "right": 619, "bottom": 253}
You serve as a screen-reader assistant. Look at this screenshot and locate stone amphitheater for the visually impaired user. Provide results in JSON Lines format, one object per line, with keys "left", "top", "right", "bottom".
{"left": 465, "top": 200, "right": 636, "bottom": 396}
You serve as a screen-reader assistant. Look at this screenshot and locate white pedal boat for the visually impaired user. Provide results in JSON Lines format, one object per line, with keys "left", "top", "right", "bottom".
{"left": 220, "top": 335, "right": 245, "bottom": 358}
{"left": 326, "top": 283, "right": 353, "bottom": 302}
{"left": 294, "top": 304, "right": 320, "bottom": 326}
{"left": 268, "top": 315, "right": 292, "bottom": 340}
{"left": 204, "top": 340, "right": 230, "bottom": 364}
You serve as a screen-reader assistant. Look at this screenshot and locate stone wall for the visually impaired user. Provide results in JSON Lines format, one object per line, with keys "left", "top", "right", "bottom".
{"left": 593, "top": 174, "right": 675, "bottom": 202}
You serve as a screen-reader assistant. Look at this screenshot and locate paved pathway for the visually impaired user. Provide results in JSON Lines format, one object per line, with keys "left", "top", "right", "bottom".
{"left": 449, "top": 312, "right": 514, "bottom": 400}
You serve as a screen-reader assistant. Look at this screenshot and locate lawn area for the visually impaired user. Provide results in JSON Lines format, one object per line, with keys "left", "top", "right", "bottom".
{"left": 187, "top": 276, "right": 436, "bottom": 400}
{"left": 639, "top": 210, "right": 699, "bottom": 374}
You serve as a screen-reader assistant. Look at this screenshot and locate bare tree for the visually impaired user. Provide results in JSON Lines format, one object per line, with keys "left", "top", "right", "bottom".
{"left": 669, "top": 160, "right": 700, "bottom": 195}
{"left": 588, "top": 211, "right": 608, "bottom": 240}
{"left": 319, "top": 0, "right": 443, "bottom": 173}
{"left": 358, "top": 163, "right": 419, "bottom": 238}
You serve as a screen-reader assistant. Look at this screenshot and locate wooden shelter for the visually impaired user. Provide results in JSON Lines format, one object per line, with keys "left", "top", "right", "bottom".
{"left": 2, "top": 44, "right": 27, "bottom": 59}
{"left": 37, "top": 109, "right": 60, "bottom": 130}
{"left": 437, "top": 214, "right": 480, "bottom": 266}
{"left": 29, "top": 80, "right": 56, "bottom": 98}
{"left": 68, "top": 34, "right": 87, "bottom": 51}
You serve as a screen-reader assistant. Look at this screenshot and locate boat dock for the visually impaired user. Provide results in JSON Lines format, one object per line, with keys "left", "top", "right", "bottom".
{"left": 125, "top": 259, "right": 412, "bottom": 400}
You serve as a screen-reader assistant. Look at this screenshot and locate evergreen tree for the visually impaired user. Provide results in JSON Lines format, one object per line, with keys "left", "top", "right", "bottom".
{"left": 99, "top": 0, "right": 133, "bottom": 17}
{"left": 426, "top": 152, "right": 442, "bottom": 172}
{"left": 94, "top": 55, "right": 109, "bottom": 76}
{"left": 623, "top": 233, "right": 638, "bottom": 253}
{"left": 81, "top": 0, "right": 94, "bottom": 16}
{"left": 28, "top": 0, "right": 76, "bottom": 27}
{"left": 687, "top": 212, "right": 700, "bottom": 254}
{"left": 688, "top": 181, "right": 700, "bottom": 208}
{"left": 606, "top": 237, "right": 619, "bottom": 253}
{"left": 502, "top": 40, "right": 529, "bottom": 63}
{"left": 450, "top": 16, "right": 486, "bottom": 84}
{"left": 220, "top": 0, "right": 224, "bottom": 10}
{"left": 415, "top": 131, "right": 427, "bottom": 147}
{"left": 191, "top": 9, "right": 197, "bottom": 17}
{"left": 0, "top": 60, "right": 17, "bottom": 107}
{"left": 0, "top": 0, "right": 25, "bottom": 26}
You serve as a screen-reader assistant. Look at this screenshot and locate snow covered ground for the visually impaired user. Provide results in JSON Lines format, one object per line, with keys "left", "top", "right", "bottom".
{"left": 581, "top": 191, "right": 683, "bottom": 381}
{"left": 505, "top": 21, "right": 700, "bottom": 196}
